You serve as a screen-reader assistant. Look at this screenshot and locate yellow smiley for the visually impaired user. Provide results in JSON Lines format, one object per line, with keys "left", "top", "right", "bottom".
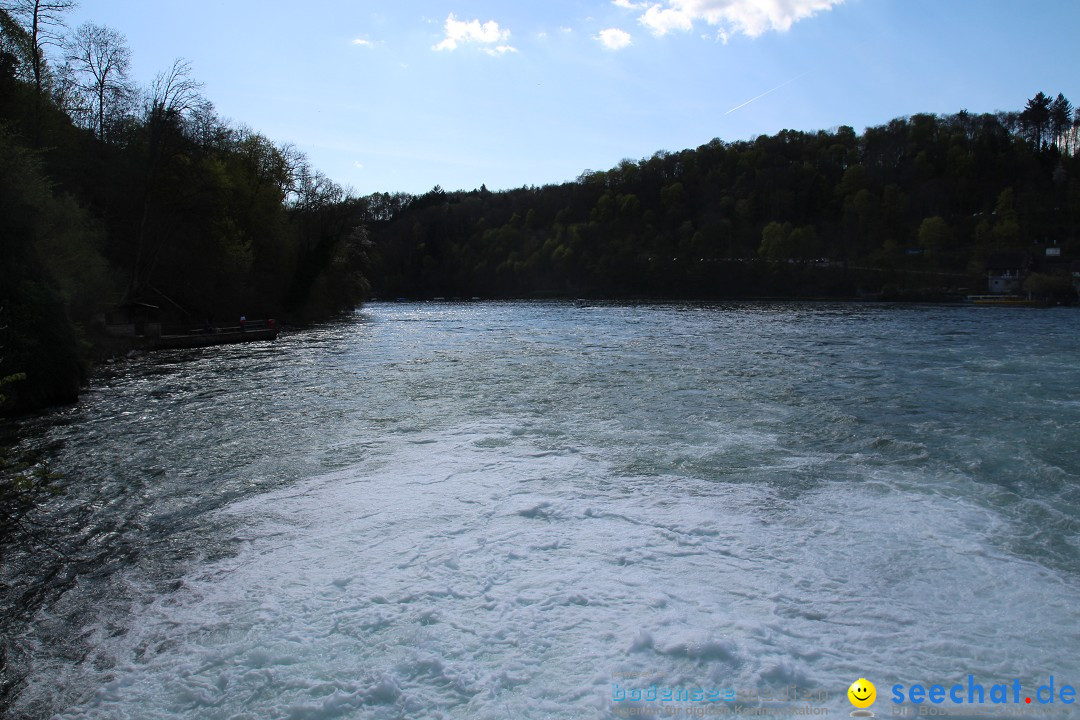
{"left": 848, "top": 678, "right": 876, "bottom": 708}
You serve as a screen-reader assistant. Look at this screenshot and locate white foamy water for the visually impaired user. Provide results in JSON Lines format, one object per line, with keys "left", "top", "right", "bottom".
{"left": 4, "top": 302, "right": 1080, "bottom": 719}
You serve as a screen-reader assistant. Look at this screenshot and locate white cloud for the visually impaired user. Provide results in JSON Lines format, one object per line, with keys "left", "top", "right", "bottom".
{"left": 639, "top": 4, "right": 693, "bottom": 35}
{"left": 638, "top": 0, "right": 843, "bottom": 38}
{"left": 433, "top": 13, "right": 516, "bottom": 53}
{"left": 354, "top": 161, "right": 364, "bottom": 169}
{"left": 596, "top": 27, "right": 633, "bottom": 50}
{"left": 612, "top": 0, "right": 649, "bottom": 8}
{"left": 352, "top": 38, "right": 374, "bottom": 47}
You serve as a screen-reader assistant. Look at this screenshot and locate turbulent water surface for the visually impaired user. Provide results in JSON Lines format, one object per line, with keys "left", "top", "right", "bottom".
{"left": 2, "top": 301, "right": 1079, "bottom": 719}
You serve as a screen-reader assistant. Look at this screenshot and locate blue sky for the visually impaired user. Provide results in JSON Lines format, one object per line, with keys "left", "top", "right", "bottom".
{"left": 68, "top": 1, "right": 1079, "bottom": 196}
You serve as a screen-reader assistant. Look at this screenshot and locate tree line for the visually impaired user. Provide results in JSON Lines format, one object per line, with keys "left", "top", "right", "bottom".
{"left": 364, "top": 94, "right": 1080, "bottom": 302}
{"left": 2, "top": 3, "right": 1079, "bottom": 414}
{"left": 0, "top": 1, "right": 372, "bottom": 413}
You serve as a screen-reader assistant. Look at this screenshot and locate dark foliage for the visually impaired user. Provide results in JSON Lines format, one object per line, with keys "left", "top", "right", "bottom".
{"left": 0, "top": 16, "right": 371, "bottom": 414}
{"left": 365, "top": 100, "right": 1080, "bottom": 302}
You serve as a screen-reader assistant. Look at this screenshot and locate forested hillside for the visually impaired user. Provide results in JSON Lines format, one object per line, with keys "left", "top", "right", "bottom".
{"left": 365, "top": 93, "right": 1080, "bottom": 301}
{"left": 2, "top": 0, "right": 1079, "bottom": 414}
{"left": 0, "top": 3, "right": 370, "bottom": 413}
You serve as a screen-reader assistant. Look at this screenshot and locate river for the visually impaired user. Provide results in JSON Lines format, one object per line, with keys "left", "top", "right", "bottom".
{"left": 2, "top": 301, "right": 1079, "bottom": 719}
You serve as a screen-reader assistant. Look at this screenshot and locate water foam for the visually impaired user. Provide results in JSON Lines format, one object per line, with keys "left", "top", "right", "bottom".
{"left": 6, "top": 303, "right": 1079, "bottom": 719}
{"left": 34, "top": 421, "right": 1078, "bottom": 719}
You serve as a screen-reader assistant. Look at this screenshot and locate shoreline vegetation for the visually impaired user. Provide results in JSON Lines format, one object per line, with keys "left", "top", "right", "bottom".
{"left": 1, "top": 5, "right": 371, "bottom": 415}
{"left": 1, "top": 5, "right": 1078, "bottom": 415}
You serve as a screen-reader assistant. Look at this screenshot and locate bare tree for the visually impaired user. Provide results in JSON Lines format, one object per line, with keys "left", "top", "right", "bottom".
{"left": 142, "top": 58, "right": 210, "bottom": 167}
{"left": 127, "top": 59, "right": 208, "bottom": 302}
{"left": 147, "top": 57, "right": 203, "bottom": 125}
{"left": 0, "top": 0, "right": 74, "bottom": 94}
{"left": 63, "top": 22, "right": 132, "bottom": 141}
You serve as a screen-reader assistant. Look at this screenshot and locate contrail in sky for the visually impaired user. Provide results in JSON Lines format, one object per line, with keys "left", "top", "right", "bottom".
{"left": 725, "top": 73, "right": 808, "bottom": 114}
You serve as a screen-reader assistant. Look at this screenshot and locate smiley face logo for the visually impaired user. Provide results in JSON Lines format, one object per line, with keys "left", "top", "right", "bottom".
{"left": 848, "top": 678, "right": 876, "bottom": 709}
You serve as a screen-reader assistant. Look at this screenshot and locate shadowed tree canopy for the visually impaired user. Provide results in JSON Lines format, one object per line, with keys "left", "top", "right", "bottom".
{"left": 365, "top": 92, "right": 1080, "bottom": 302}
{"left": 0, "top": 12, "right": 372, "bottom": 414}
